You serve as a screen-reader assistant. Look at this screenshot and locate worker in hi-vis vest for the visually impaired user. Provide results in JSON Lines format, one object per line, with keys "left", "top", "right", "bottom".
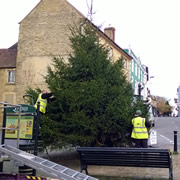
{"left": 34, "top": 90, "right": 55, "bottom": 115}
{"left": 131, "top": 110, "right": 151, "bottom": 148}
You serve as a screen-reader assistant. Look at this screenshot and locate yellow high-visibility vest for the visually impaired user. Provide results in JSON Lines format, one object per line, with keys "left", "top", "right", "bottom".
{"left": 34, "top": 93, "right": 47, "bottom": 114}
{"left": 131, "top": 117, "right": 148, "bottom": 139}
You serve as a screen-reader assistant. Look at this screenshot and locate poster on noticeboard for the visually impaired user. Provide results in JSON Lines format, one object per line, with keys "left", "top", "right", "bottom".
{"left": 5, "top": 116, "right": 34, "bottom": 139}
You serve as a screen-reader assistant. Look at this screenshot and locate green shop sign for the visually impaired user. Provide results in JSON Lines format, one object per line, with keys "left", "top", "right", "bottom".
{"left": 6, "top": 104, "right": 36, "bottom": 113}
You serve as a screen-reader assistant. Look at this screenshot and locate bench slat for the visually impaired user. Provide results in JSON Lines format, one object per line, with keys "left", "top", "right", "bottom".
{"left": 77, "top": 147, "right": 169, "bottom": 153}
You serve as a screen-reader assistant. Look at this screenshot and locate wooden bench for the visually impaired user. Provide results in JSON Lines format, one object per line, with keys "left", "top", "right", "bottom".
{"left": 77, "top": 147, "right": 173, "bottom": 180}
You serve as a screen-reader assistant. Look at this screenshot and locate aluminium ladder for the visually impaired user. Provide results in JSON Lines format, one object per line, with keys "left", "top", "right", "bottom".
{"left": 0, "top": 144, "right": 98, "bottom": 180}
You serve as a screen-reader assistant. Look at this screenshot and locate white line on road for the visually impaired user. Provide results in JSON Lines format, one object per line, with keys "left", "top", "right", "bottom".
{"left": 158, "top": 133, "right": 174, "bottom": 144}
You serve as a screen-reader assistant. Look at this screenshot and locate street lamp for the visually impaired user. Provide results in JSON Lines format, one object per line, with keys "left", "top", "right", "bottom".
{"left": 147, "top": 76, "right": 155, "bottom": 96}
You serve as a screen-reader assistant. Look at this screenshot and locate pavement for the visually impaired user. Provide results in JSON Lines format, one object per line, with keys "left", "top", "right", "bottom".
{"left": 68, "top": 145, "right": 180, "bottom": 180}
{"left": 46, "top": 144, "right": 180, "bottom": 180}
{"left": 90, "top": 144, "right": 180, "bottom": 180}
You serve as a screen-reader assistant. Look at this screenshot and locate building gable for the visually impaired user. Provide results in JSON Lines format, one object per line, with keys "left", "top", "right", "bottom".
{"left": 15, "top": 0, "right": 133, "bottom": 103}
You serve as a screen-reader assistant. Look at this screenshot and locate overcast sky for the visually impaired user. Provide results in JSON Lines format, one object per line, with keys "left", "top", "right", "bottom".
{"left": 0, "top": 0, "right": 179, "bottom": 100}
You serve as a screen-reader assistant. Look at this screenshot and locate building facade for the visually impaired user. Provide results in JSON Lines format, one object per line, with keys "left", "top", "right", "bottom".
{"left": 0, "top": 44, "right": 17, "bottom": 124}
{"left": 0, "top": 44, "right": 17, "bottom": 104}
{"left": 124, "top": 48, "right": 149, "bottom": 100}
{"left": 0, "top": 0, "right": 132, "bottom": 106}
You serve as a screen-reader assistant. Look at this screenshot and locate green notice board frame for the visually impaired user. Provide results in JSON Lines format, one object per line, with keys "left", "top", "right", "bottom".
{"left": 6, "top": 104, "right": 36, "bottom": 114}
{"left": 5, "top": 104, "right": 36, "bottom": 140}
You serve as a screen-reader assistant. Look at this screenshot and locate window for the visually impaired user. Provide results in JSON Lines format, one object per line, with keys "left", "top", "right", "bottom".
{"left": 108, "top": 47, "right": 113, "bottom": 60}
{"left": 8, "top": 71, "right": 15, "bottom": 83}
{"left": 131, "top": 60, "right": 134, "bottom": 73}
{"left": 135, "top": 63, "right": 137, "bottom": 76}
{"left": 138, "top": 68, "right": 140, "bottom": 79}
{"left": 140, "top": 70, "right": 142, "bottom": 80}
{"left": 131, "top": 76, "right": 134, "bottom": 85}
{"left": 123, "top": 59, "right": 127, "bottom": 69}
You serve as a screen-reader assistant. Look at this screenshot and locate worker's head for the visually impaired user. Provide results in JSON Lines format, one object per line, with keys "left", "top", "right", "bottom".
{"left": 135, "top": 110, "right": 142, "bottom": 116}
{"left": 41, "top": 90, "right": 47, "bottom": 94}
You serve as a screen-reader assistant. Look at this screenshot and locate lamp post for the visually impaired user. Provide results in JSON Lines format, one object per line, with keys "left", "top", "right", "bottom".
{"left": 174, "top": 131, "right": 178, "bottom": 153}
{"left": 138, "top": 83, "right": 143, "bottom": 99}
{"left": 144, "top": 76, "right": 155, "bottom": 100}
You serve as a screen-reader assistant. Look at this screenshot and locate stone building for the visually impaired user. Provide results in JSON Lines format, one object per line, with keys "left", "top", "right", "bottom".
{"left": 0, "top": 43, "right": 17, "bottom": 104}
{"left": 1, "top": 0, "right": 132, "bottom": 105}
{"left": 0, "top": 44, "right": 17, "bottom": 124}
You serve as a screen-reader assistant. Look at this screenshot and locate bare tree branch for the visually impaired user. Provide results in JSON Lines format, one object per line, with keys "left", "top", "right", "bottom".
{"left": 86, "top": 0, "right": 96, "bottom": 21}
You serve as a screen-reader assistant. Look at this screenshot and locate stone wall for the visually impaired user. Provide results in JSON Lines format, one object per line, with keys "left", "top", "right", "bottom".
{"left": 0, "top": 68, "right": 16, "bottom": 103}
{"left": 15, "top": 0, "right": 84, "bottom": 103}
{"left": 0, "top": 68, "right": 16, "bottom": 125}
{"left": 15, "top": 0, "right": 132, "bottom": 104}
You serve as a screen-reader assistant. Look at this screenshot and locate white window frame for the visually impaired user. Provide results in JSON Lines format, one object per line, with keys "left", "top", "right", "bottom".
{"left": 8, "top": 70, "right": 15, "bottom": 83}
{"left": 135, "top": 63, "right": 137, "bottom": 76}
{"left": 138, "top": 68, "right": 140, "bottom": 79}
{"left": 123, "top": 59, "right": 127, "bottom": 69}
{"left": 131, "top": 60, "right": 134, "bottom": 73}
{"left": 108, "top": 47, "right": 113, "bottom": 61}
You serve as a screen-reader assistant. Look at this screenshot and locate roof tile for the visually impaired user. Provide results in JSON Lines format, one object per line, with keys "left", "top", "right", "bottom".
{"left": 0, "top": 43, "right": 17, "bottom": 68}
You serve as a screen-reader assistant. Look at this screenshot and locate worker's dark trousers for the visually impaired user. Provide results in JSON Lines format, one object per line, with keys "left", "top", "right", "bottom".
{"left": 134, "top": 139, "right": 148, "bottom": 148}
{"left": 36, "top": 110, "right": 44, "bottom": 127}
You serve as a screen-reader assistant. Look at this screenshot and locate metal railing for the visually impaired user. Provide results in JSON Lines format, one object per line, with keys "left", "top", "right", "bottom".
{"left": 0, "top": 102, "right": 22, "bottom": 148}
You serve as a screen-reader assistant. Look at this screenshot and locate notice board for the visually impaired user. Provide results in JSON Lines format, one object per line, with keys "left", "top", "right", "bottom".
{"left": 5, "top": 115, "right": 34, "bottom": 139}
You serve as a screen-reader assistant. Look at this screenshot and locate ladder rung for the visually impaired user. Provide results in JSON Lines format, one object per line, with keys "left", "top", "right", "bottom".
{"left": 71, "top": 172, "right": 79, "bottom": 177}
{"left": 50, "top": 164, "right": 57, "bottom": 168}
{"left": 60, "top": 168, "right": 68, "bottom": 173}
{"left": 84, "top": 176, "right": 89, "bottom": 180}
{"left": 39, "top": 159, "right": 48, "bottom": 164}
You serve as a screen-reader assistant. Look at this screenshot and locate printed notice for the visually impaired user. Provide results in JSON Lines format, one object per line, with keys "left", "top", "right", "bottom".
{"left": 5, "top": 116, "right": 34, "bottom": 139}
{"left": 149, "top": 130, "right": 157, "bottom": 145}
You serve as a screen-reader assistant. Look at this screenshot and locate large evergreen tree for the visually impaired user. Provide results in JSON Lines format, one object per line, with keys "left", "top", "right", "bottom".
{"left": 37, "top": 23, "right": 135, "bottom": 148}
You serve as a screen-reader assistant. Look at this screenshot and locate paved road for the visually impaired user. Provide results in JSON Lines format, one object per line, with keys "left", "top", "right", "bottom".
{"left": 150, "top": 117, "right": 180, "bottom": 149}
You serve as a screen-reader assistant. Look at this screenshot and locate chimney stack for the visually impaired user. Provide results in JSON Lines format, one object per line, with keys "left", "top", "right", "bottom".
{"left": 104, "top": 26, "right": 116, "bottom": 41}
